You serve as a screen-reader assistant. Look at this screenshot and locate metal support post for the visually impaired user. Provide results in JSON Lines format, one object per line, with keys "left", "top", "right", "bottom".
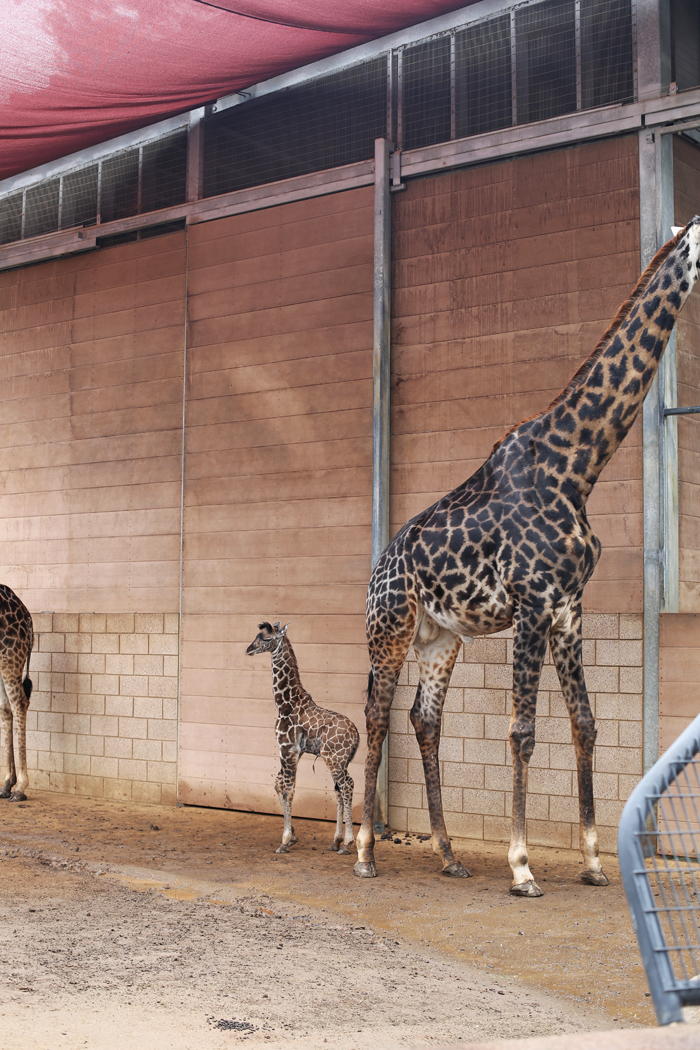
{"left": 372, "top": 137, "right": 392, "bottom": 831}
{"left": 186, "top": 108, "right": 206, "bottom": 203}
{"left": 639, "top": 129, "right": 662, "bottom": 776}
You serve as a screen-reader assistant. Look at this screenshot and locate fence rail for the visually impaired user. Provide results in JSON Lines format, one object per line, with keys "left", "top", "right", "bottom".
{"left": 618, "top": 712, "right": 700, "bottom": 1025}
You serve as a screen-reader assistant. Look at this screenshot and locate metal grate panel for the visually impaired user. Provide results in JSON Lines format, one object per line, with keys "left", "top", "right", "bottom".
{"left": 455, "top": 15, "right": 512, "bottom": 138}
{"left": 581, "top": 0, "right": 634, "bottom": 109}
{"left": 141, "top": 131, "right": 188, "bottom": 212}
{"left": 515, "top": 0, "right": 577, "bottom": 124}
{"left": 0, "top": 194, "right": 22, "bottom": 245}
{"left": 100, "top": 148, "right": 139, "bottom": 224}
{"left": 61, "top": 165, "right": 98, "bottom": 229}
{"left": 203, "top": 57, "right": 388, "bottom": 197}
{"left": 24, "top": 178, "right": 60, "bottom": 239}
{"left": 401, "top": 36, "right": 452, "bottom": 151}
{"left": 619, "top": 714, "right": 700, "bottom": 1025}
{"left": 672, "top": 0, "right": 700, "bottom": 93}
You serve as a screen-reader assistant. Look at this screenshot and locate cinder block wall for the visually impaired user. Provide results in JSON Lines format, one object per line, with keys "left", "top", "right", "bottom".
{"left": 388, "top": 613, "right": 643, "bottom": 853}
{"left": 26, "top": 613, "right": 179, "bottom": 804}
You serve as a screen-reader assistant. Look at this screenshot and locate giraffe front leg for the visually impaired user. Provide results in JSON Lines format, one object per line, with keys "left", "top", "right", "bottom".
{"left": 549, "top": 608, "right": 608, "bottom": 887}
{"left": 274, "top": 757, "right": 298, "bottom": 853}
{"left": 0, "top": 678, "right": 16, "bottom": 799}
{"left": 508, "top": 604, "right": 551, "bottom": 897}
{"left": 412, "top": 626, "right": 469, "bottom": 877}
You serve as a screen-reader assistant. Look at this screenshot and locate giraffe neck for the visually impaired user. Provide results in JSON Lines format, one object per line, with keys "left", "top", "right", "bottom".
{"left": 270, "top": 638, "right": 308, "bottom": 708}
{"left": 532, "top": 224, "right": 700, "bottom": 503}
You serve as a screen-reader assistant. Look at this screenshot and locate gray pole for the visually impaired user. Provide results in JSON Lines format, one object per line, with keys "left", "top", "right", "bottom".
{"left": 640, "top": 128, "right": 662, "bottom": 777}
{"left": 372, "top": 138, "right": 392, "bottom": 829}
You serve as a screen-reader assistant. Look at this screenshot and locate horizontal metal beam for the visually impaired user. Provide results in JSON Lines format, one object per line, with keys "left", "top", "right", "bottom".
{"left": 0, "top": 161, "right": 375, "bottom": 272}
{"left": 663, "top": 405, "right": 700, "bottom": 416}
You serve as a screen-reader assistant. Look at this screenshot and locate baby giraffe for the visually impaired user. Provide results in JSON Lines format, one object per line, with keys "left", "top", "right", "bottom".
{"left": 246, "top": 621, "right": 360, "bottom": 855}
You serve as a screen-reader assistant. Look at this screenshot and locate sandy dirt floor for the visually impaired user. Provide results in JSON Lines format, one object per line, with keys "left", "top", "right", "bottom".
{"left": 0, "top": 791, "right": 656, "bottom": 1049}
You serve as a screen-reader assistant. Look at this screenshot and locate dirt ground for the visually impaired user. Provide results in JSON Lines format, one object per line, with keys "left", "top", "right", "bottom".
{"left": 0, "top": 791, "right": 656, "bottom": 1049}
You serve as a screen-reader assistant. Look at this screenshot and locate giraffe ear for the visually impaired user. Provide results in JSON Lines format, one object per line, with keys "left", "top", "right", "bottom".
{"left": 672, "top": 226, "right": 684, "bottom": 236}
{"left": 281, "top": 622, "right": 290, "bottom": 636}
{"left": 272, "top": 621, "right": 281, "bottom": 632}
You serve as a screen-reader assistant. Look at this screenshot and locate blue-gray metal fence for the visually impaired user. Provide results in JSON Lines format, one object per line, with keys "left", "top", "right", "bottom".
{"left": 618, "top": 713, "right": 700, "bottom": 1024}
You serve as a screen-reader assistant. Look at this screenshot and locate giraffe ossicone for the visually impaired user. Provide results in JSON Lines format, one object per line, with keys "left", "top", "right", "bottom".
{"left": 246, "top": 620, "right": 360, "bottom": 855}
{"left": 356, "top": 218, "right": 700, "bottom": 895}
{"left": 0, "top": 585, "right": 34, "bottom": 802}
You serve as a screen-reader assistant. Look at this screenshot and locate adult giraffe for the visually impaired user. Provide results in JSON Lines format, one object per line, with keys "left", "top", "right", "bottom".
{"left": 355, "top": 218, "right": 700, "bottom": 896}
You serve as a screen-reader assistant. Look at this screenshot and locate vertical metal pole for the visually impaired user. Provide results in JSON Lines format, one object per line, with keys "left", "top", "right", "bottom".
{"left": 373, "top": 137, "right": 392, "bottom": 830}
{"left": 656, "top": 131, "right": 679, "bottom": 614}
{"left": 640, "top": 129, "right": 661, "bottom": 775}
{"left": 186, "top": 107, "right": 206, "bottom": 203}
{"left": 636, "top": 0, "right": 666, "bottom": 101}
{"left": 640, "top": 124, "right": 678, "bottom": 778}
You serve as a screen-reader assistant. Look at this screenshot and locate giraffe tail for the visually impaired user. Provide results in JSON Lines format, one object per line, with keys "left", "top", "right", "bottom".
{"left": 22, "top": 621, "right": 33, "bottom": 701}
{"left": 364, "top": 669, "right": 374, "bottom": 718}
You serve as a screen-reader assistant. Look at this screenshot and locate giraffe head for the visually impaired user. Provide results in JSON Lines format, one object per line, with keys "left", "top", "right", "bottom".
{"left": 671, "top": 216, "right": 700, "bottom": 278}
{"left": 245, "top": 620, "right": 290, "bottom": 656}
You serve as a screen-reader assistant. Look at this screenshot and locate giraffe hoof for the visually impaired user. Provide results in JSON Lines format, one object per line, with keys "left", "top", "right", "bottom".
{"left": 275, "top": 845, "right": 290, "bottom": 854}
{"left": 337, "top": 844, "right": 354, "bottom": 856}
{"left": 510, "top": 879, "right": 543, "bottom": 897}
{"left": 0, "top": 788, "right": 11, "bottom": 799}
{"left": 353, "top": 860, "right": 378, "bottom": 878}
{"left": 579, "top": 869, "right": 609, "bottom": 886}
{"left": 442, "top": 862, "right": 471, "bottom": 878}
{"left": 328, "top": 842, "right": 340, "bottom": 852}
{"left": 8, "top": 792, "right": 27, "bottom": 802}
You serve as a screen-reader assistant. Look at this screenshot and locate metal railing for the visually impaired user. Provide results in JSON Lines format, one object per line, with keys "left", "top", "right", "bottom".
{"left": 618, "top": 713, "right": 700, "bottom": 1024}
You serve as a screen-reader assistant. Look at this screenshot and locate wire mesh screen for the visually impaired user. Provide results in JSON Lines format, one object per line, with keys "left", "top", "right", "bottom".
{"left": 0, "top": 194, "right": 22, "bottom": 245}
{"left": 203, "top": 57, "right": 388, "bottom": 197}
{"left": 100, "top": 148, "right": 140, "bottom": 224}
{"left": 61, "top": 165, "right": 98, "bottom": 229}
{"left": 24, "top": 178, "right": 60, "bottom": 239}
{"left": 141, "top": 131, "right": 188, "bottom": 212}
{"left": 671, "top": 0, "right": 700, "bottom": 92}
{"left": 619, "top": 713, "right": 700, "bottom": 1025}
{"left": 455, "top": 15, "right": 512, "bottom": 139}
{"left": 515, "top": 0, "right": 577, "bottom": 124}
{"left": 401, "top": 36, "right": 452, "bottom": 151}
{"left": 581, "top": 0, "right": 634, "bottom": 108}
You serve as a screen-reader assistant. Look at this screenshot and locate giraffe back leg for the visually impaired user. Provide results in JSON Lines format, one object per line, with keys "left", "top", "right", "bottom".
{"left": 329, "top": 782, "right": 344, "bottom": 851}
{"left": 508, "top": 603, "right": 552, "bottom": 897}
{"left": 1, "top": 674, "right": 29, "bottom": 801}
{"left": 549, "top": 604, "right": 608, "bottom": 886}
{"left": 0, "top": 675, "right": 16, "bottom": 798}
{"left": 354, "top": 662, "right": 405, "bottom": 877}
{"left": 412, "top": 623, "right": 468, "bottom": 876}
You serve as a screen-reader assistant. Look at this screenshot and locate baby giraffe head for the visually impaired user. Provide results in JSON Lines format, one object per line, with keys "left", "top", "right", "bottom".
{"left": 245, "top": 620, "right": 290, "bottom": 656}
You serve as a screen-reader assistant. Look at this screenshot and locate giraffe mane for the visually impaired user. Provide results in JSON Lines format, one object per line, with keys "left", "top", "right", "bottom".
{"left": 490, "top": 226, "right": 686, "bottom": 452}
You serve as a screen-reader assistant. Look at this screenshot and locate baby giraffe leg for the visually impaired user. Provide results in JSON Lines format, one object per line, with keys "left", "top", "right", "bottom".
{"left": 336, "top": 770, "right": 355, "bottom": 854}
{"left": 329, "top": 784, "right": 344, "bottom": 851}
{"left": 274, "top": 758, "right": 298, "bottom": 853}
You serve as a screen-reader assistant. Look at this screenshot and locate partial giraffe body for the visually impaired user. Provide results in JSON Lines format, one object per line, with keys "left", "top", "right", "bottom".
{"left": 246, "top": 621, "right": 360, "bottom": 855}
{"left": 0, "top": 584, "right": 34, "bottom": 802}
{"left": 356, "top": 218, "right": 700, "bottom": 896}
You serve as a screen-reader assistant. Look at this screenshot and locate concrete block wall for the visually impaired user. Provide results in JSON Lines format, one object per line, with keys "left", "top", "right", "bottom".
{"left": 23, "top": 613, "right": 179, "bottom": 805}
{"left": 388, "top": 613, "right": 643, "bottom": 853}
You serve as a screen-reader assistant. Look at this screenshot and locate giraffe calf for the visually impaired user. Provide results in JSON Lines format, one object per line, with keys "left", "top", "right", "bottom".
{"left": 246, "top": 621, "right": 360, "bottom": 855}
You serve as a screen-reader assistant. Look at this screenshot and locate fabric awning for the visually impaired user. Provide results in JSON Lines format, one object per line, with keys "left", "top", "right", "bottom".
{"left": 0, "top": 0, "right": 476, "bottom": 181}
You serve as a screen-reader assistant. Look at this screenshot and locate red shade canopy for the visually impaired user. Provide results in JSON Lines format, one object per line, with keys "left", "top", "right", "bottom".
{"left": 0, "top": 0, "right": 476, "bottom": 181}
